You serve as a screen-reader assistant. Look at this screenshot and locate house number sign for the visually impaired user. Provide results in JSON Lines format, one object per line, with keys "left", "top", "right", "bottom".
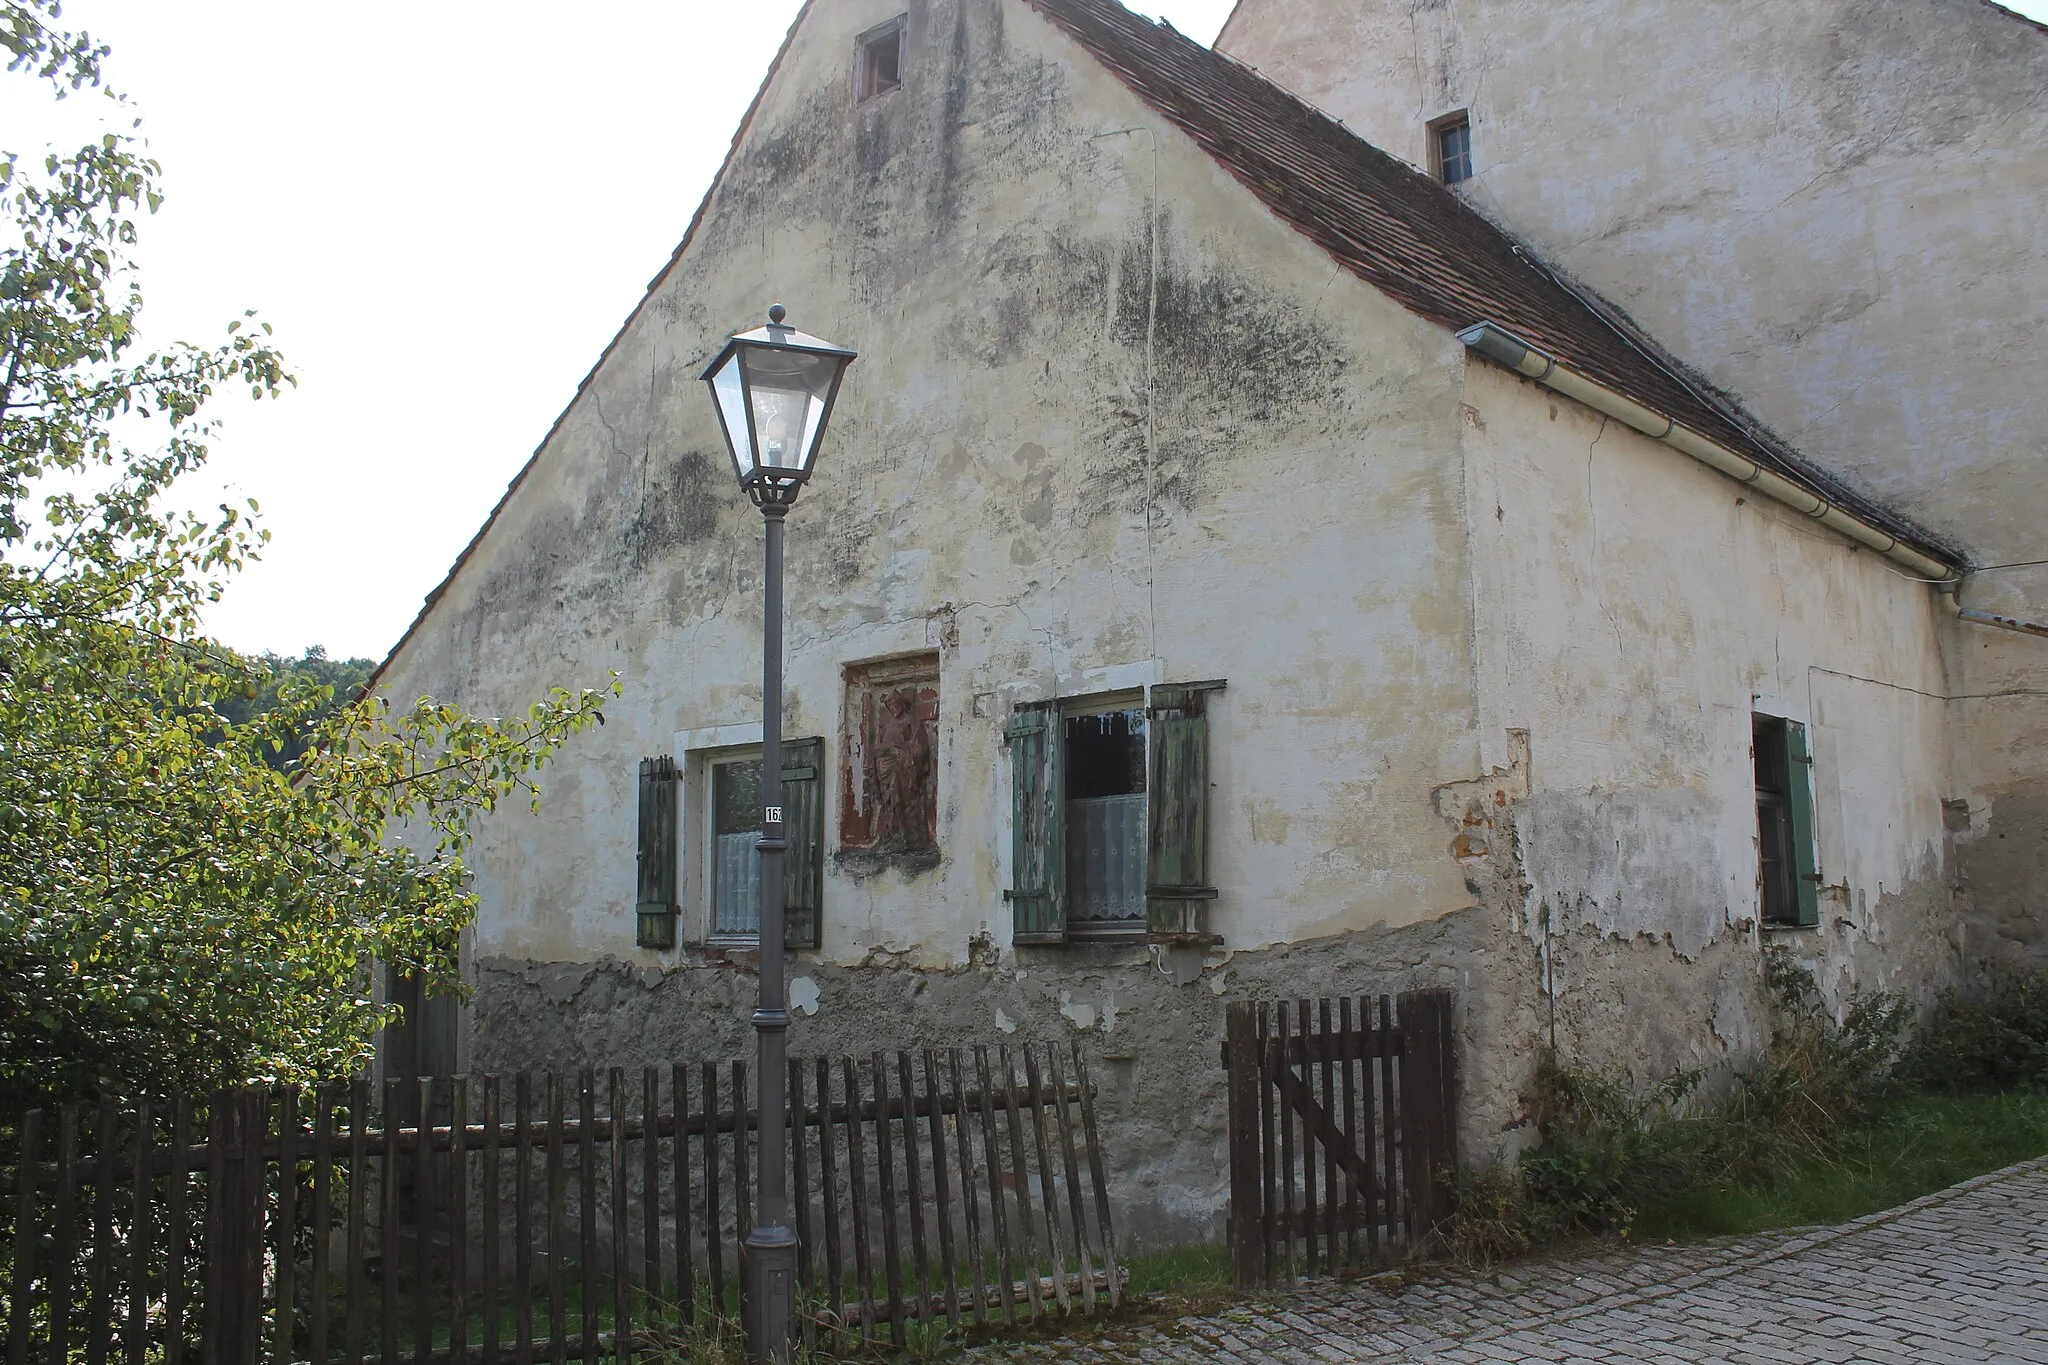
{"left": 764, "top": 806, "right": 784, "bottom": 823}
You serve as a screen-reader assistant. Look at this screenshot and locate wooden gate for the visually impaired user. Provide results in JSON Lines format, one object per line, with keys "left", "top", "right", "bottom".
{"left": 1222, "top": 990, "right": 1456, "bottom": 1288}
{"left": 1, "top": 1042, "right": 1119, "bottom": 1362}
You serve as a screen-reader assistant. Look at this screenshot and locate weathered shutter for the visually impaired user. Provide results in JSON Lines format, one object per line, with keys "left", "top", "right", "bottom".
{"left": 1006, "top": 705, "right": 1065, "bottom": 944}
{"left": 782, "top": 737, "right": 825, "bottom": 950}
{"left": 635, "top": 755, "right": 679, "bottom": 948}
{"left": 1147, "top": 683, "right": 1222, "bottom": 942}
{"left": 1783, "top": 719, "right": 1821, "bottom": 928}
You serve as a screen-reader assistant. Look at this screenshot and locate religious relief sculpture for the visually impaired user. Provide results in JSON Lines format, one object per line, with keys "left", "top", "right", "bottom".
{"left": 839, "top": 654, "right": 940, "bottom": 869}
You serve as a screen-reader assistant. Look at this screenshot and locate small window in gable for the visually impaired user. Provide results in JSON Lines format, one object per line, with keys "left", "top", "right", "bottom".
{"left": 1432, "top": 112, "right": 1473, "bottom": 185}
{"left": 856, "top": 19, "right": 905, "bottom": 103}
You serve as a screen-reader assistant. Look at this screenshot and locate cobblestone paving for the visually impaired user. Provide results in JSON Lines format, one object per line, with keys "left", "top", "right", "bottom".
{"left": 969, "top": 1156, "right": 2048, "bottom": 1363}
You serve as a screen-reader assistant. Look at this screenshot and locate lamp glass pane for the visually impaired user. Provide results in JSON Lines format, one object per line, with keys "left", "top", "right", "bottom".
{"left": 709, "top": 353, "right": 755, "bottom": 477}
{"left": 742, "top": 347, "right": 841, "bottom": 473}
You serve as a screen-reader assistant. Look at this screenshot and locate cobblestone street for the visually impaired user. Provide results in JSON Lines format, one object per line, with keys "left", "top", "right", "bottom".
{"left": 968, "top": 1156, "right": 2048, "bottom": 1363}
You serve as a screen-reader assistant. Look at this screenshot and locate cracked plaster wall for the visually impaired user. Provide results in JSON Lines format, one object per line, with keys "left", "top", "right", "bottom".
{"left": 468, "top": 907, "right": 1547, "bottom": 1251}
{"left": 1220, "top": 0, "right": 2048, "bottom": 970}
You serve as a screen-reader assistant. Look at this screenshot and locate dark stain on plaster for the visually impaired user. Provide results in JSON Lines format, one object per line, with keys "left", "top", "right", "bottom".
{"left": 926, "top": 0, "right": 975, "bottom": 233}
{"left": 629, "top": 449, "right": 720, "bottom": 568}
{"left": 1082, "top": 217, "right": 1353, "bottom": 520}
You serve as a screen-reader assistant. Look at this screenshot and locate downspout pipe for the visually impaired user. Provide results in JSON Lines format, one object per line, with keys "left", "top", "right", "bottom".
{"left": 1456, "top": 322, "right": 1960, "bottom": 584}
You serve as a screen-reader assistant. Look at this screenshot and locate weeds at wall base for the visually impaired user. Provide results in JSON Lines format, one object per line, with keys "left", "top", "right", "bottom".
{"left": 1436, "top": 961, "right": 2048, "bottom": 1268}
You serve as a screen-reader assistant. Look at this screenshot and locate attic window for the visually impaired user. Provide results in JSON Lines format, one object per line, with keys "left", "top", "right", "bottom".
{"left": 1433, "top": 113, "right": 1473, "bottom": 185}
{"left": 856, "top": 19, "right": 904, "bottom": 102}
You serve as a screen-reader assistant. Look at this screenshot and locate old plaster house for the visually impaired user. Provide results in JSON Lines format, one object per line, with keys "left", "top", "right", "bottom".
{"left": 372, "top": 0, "right": 2045, "bottom": 1244}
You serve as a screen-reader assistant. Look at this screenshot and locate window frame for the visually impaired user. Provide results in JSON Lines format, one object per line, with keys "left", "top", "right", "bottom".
{"left": 855, "top": 16, "right": 906, "bottom": 103}
{"left": 1007, "top": 679, "right": 1225, "bottom": 947}
{"left": 1060, "top": 690, "right": 1150, "bottom": 940}
{"left": 688, "top": 737, "right": 826, "bottom": 950}
{"left": 1430, "top": 110, "right": 1473, "bottom": 185}
{"left": 704, "top": 746, "right": 767, "bottom": 947}
{"left": 1753, "top": 713, "right": 1821, "bottom": 929}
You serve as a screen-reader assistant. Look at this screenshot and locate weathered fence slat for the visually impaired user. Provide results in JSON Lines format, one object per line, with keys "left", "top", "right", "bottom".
{"left": 607, "top": 1068, "right": 630, "bottom": 1365}
{"left": 788, "top": 1059, "right": 813, "bottom": 1350}
{"left": 311, "top": 1089, "right": 333, "bottom": 1365}
{"left": 894, "top": 1051, "right": 930, "bottom": 1328}
{"left": 1049, "top": 1047, "right": 1095, "bottom": 1314}
{"left": 88, "top": 1100, "right": 115, "bottom": 1365}
{"left": 1073, "top": 1046, "right": 1121, "bottom": 1310}
{"left": 670, "top": 1063, "right": 694, "bottom": 1329}
{"left": 545, "top": 1074, "right": 566, "bottom": 1365}
{"left": 451, "top": 1078, "right": 471, "bottom": 1364}
{"left": 839, "top": 1055, "right": 875, "bottom": 1348}
{"left": 414, "top": 1079, "right": 433, "bottom": 1365}
{"left": 641, "top": 1067, "right": 661, "bottom": 1331}
{"left": 1379, "top": 994, "right": 1402, "bottom": 1243}
{"left": 127, "top": 1097, "right": 153, "bottom": 1365}
{"left": 345, "top": 1082, "right": 367, "bottom": 1365}
{"left": 973, "top": 1046, "right": 1015, "bottom": 1328}
{"left": 1022, "top": 1047, "right": 1070, "bottom": 1316}
{"left": 2, "top": 1040, "right": 1123, "bottom": 1363}
{"left": 871, "top": 1051, "right": 905, "bottom": 1345}
{"left": 273, "top": 1089, "right": 297, "bottom": 1365}
{"left": 732, "top": 1059, "right": 750, "bottom": 1253}
{"left": 481, "top": 1076, "right": 501, "bottom": 1365}
{"left": 1223, "top": 989, "right": 1458, "bottom": 1289}
{"left": 813, "top": 1057, "right": 842, "bottom": 1352}
{"left": 577, "top": 1070, "right": 598, "bottom": 1365}
{"left": 514, "top": 1072, "right": 535, "bottom": 1362}
{"left": 700, "top": 1062, "right": 722, "bottom": 1318}
{"left": 921, "top": 1050, "right": 961, "bottom": 1331}
{"left": 998, "top": 1047, "right": 1041, "bottom": 1320}
{"left": 8, "top": 1107, "right": 40, "bottom": 1365}
{"left": 53, "top": 1103, "right": 78, "bottom": 1365}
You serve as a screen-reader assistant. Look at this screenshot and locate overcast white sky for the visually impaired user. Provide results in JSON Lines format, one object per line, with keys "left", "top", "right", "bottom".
{"left": 1, "top": 1, "right": 1237, "bottom": 662}
{"left": 6, "top": 0, "right": 2037, "bottom": 661}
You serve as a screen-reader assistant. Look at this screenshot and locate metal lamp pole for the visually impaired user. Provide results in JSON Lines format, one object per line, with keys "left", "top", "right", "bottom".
{"left": 745, "top": 491, "right": 797, "bottom": 1360}
{"left": 700, "top": 304, "right": 856, "bottom": 1365}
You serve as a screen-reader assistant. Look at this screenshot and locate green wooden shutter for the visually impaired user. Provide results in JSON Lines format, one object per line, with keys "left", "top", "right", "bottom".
{"left": 1147, "top": 684, "right": 1221, "bottom": 942}
{"left": 782, "top": 737, "right": 825, "bottom": 950}
{"left": 636, "top": 755, "right": 678, "bottom": 948}
{"left": 1007, "top": 706, "right": 1065, "bottom": 944}
{"left": 1783, "top": 719, "right": 1821, "bottom": 928}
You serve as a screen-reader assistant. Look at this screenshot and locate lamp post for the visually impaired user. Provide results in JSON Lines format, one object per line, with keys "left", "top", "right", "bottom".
{"left": 701, "top": 304, "right": 857, "bottom": 1363}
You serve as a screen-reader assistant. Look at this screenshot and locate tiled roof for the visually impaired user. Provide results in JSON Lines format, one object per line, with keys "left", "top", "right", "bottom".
{"left": 1026, "top": 0, "right": 1957, "bottom": 563}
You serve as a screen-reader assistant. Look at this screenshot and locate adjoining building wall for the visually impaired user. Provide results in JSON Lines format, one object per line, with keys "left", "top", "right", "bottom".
{"left": 1219, "top": 0, "right": 2048, "bottom": 974}
{"left": 1451, "top": 361, "right": 1960, "bottom": 1098}
{"left": 374, "top": 0, "right": 1979, "bottom": 1242}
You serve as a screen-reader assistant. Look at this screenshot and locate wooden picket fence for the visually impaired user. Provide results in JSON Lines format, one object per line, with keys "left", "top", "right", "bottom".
{"left": 1222, "top": 990, "right": 1457, "bottom": 1288}
{"left": 0, "top": 1042, "right": 1120, "bottom": 1363}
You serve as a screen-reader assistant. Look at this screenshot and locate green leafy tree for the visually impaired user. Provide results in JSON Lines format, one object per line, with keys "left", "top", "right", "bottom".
{"left": 0, "top": 2, "right": 615, "bottom": 1110}
{"left": 206, "top": 647, "right": 380, "bottom": 771}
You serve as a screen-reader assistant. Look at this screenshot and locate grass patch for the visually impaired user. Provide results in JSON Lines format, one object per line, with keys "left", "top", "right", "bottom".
{"left": 1636, "top": 1088, "right": 2048, "bottom": 1239}
{"left": 1438, "top": 959, "right": 2048, "bottom": 1265}
{"left": 1121, "top": 1242, "right": 1233, "bottom": 1298}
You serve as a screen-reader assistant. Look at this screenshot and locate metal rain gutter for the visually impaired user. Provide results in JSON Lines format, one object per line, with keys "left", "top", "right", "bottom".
{"left": 1455, "top": 322, "right": 1960, "bottom": 584}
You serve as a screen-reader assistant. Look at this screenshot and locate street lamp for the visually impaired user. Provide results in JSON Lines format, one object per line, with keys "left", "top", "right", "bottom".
{"left": 700, "top": 304, "right": 856, "bottom": 1363}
